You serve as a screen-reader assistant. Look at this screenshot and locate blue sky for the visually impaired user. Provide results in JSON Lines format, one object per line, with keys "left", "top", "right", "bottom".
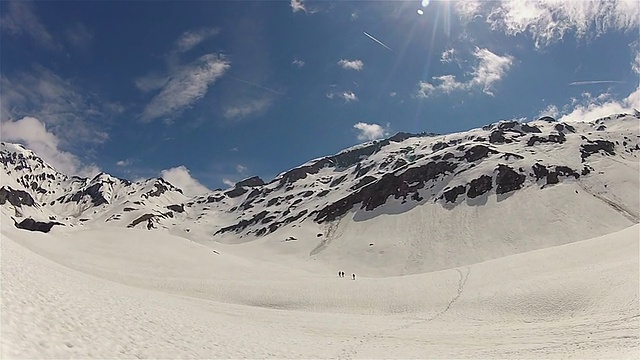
{"left": 1, "top": 0, "right": 639, "bottom": 195}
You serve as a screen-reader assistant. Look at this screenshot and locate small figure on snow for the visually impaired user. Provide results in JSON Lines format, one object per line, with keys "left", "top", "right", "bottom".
{"left": 352, "top": 273, "right": 356, "bottom": 280}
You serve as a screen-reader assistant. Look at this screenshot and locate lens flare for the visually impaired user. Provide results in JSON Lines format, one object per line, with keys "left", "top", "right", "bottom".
{"left": 422, "top": 0, "right": 429, "bottom": 7}
{"left": 417, "top": 9, "right": 424, "bottom": 15}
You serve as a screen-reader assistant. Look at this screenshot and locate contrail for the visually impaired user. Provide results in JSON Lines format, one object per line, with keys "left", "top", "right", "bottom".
{"left": 569, "top": 80, "right": 625, "bottom": 86}
{"left": 363, "top": 31, "right": 393, "bottom": 52}
{"left": 227, "top": 75, "right": 285, "bottom": 95}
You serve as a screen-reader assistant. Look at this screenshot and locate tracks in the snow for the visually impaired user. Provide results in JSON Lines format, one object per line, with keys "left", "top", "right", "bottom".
{"left": 336, "top": 267, "right": 471, "bottom": 360}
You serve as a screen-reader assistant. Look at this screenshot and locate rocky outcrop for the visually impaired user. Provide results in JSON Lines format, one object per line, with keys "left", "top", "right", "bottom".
{"left": 580, "top": 140, "right": 615, "bottom": 161}
{"left": 0, "top": 186, "right": 35, "bottom": 207}
{"left": 495, "top": 165, "right": 526, "bottom": 195}
{"left": 14, "top": 218, "right": 63, "bottom": 233}
{"left": 236, "top": 176, "right": 265, "bottom": 187}
{"left": 467, "top": 175, "right": 493, "bottom": 199}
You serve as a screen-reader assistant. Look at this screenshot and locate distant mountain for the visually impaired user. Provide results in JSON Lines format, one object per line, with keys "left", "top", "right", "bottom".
{"left": 2, "top": 113, "right": 638, "bottom": 274}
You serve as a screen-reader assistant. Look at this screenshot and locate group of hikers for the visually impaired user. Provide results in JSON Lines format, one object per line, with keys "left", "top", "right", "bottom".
{"left": 338, "top": 271, "right": 356, "bottom": 280}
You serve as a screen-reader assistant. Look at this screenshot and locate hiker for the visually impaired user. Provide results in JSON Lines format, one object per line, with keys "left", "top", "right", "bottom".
{"left": 352, "top": 273, "right": 356, "bottom": 280}
{"left": 338, "top": 271, "right": 341, "bottom": 278}
{"left": 340, "top": 271, "right": 344, "bottom": 278}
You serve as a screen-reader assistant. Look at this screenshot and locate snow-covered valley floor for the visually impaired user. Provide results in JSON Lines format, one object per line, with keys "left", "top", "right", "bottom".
{"left": 2, "top": 223, "right": 639, "bottom": 359}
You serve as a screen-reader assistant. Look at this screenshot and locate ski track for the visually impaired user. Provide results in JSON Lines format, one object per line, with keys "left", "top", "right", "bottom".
{"left": 336, "top": 267, "right": 471, "bottom": 360}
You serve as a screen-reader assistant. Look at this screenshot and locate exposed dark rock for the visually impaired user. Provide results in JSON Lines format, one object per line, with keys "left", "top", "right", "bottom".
{"left": 315, "top": 160, "right": 457, "bottom": 223}
{"left": 392, "top": 158, "right": 408, "bottom": 170}
{"left": 555, "top": 166, "right": 580, "bottom": 179}
{"left": 127, "top": 214, "right": 155, "bottom": 228}
{"left": 432, "top": 142, "right": 448, "bottom": 152}
{"left": 527, "top": 133, "right": 566, "bottom": 146}
{"left": 330, "top": 175, "right": 348, "bottom": 187}
{"left": 167, "top": 204, "right": 184, "bottom": 213}
{"left": 580, "top": 140, "right": 615, "bottom": 161}
{"left": 489, "top": 130, "right": 506, "bottom": 144}
{"left": 495, "top": 165, "right": 526, "bottom": 194}
{"left": 69, "top": 183, "right": 108, "bottom": 206}
{"left": 300, "top": 190, "right": 314, "bottom": 197}
{"left": 214, "top": 211, "right": 269, "bottom": 235}
{"left": 206, "top": 195, "right": 224, "bottom": 203}
{"left": 0, "top": 186, "right": 35, "bottom": 207}
{"left": 531, "top": 163, "right": 548, "bottom": 181}
{"left": 467, "top": 175, "right": 493, "bottom": 198}
{"left": 316, "top": 189, "right": 330, "bottom": 197}
{"left": 354, "top": 163, "right": 375, "bottom": 178}
{"left": 236, "top": 176, "right": 265, "bottom": 187}
{"left": 442, "top": 185, "right": 466, "bottom": 203}
{"left": 463, "top": 145, "right": 497, "bottom": 162}
{"left": 500, "top": 152, "right": 524, "bottom": 160}
{"left": 123, "top": 207, "right": 136, "bottom": 212}
{"left": 521, "top": 124, "right": 542, "bottom": 133}
{"left": 267, "top": 197, "right": 280, "bottom": 207}
{"left": 538, "top": 116, "right": 556, "bottom": 122}
{"left": 14, "top": 218, "right": 63, "bottom": 233}
{"left": 225, "top": 187, "right": 248, "bottom": 198}
{"left": 442, "top": 152, "right": 455, "bottom": 160}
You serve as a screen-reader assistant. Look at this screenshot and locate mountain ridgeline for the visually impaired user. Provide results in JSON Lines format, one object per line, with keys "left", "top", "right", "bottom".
{"left": 1, "top": 113, "right": 639, "bottom": 273}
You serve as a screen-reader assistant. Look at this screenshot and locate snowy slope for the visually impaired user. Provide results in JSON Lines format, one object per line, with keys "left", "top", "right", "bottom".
{"left": 2, "top": 217, "right": 637, "bottom": 358}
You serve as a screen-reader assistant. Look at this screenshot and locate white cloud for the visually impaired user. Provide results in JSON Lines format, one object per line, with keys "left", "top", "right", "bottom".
{"left": 236, "top": 164, "right": 248, "bottom": 174}
{"left": 539, "top": 87, "right": 639, "bottom": 123}
{"left": 160, "top": 166, "right": 209, "bottom": 197}
{"left": 1, "top": 66, "right": 114, "bottom": 146}
{"left": 389, "top": 92, "right": 397, "bottom": 97}
{"left": 342, "top": 91, "right": 358, "bottom": 102}
{"left": 291, "top": 0, "right": 307, "bottom": 13}
{"left": 415, "top": 48, "right": 514, "bottom": 98}
{"left": 2, "top": 116, "right": 100, "bottom": 177}
{"left": 0, "top": 2, "right": 57, "bottom": 50}
{"left": 455, "top": 0, "right": 640, "bottom": 48}
{"left": 175, "top": 28, "right": 219, "bottom": 53}
{"left": 223, "top": 98, "right": 272, "bottom": 119}
{"left": 222, "top": 178, "right": 235, "bottom": 187}
{"left": 338, "top": 59, "right": 364, "bottom": 71}
{"left": 537, "top": 104, "right": 561, "bottom": 119}
{"left": 327, "top": 91, "right": 358, "bottom": 102}
{"left": 292, "top": 59, "right": 305, "bottom": 68}
{"left": 353, "top": 122, "right": 388, "bottom": 141}
{"left": 440, "top": 48, "right": 456, "bottom": 63}
{"left": 116, "top": 159, "right": 131, "bottom": 167}
{"left": 141, "top": 54, "right": 230, "bottom": 122}
{"left": 632, "top": 49, "right": 640, "bottom": 75}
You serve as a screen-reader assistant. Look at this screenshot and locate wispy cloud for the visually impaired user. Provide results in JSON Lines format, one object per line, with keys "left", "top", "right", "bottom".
{"left": 116, "top": 159, "right": 132, "bottom": 167}
{"left": 416, "top": 48, "right": 514, "bottom": 98}
{"left": 632, "top": 48, "right": 640, "bottom": 75}
{"left": 440, "top": 48, "right": 456, "bottom": 63}
{"left": 327, "top": 91, "right": 358, "bottom": 102}
{"left": 65, "top": 22, "right": 93, "bottom": 49}
{"left": 292, "top": 59, "right": 305, "bottom": 68}
{"left": 2, "top": 116, "right": 100, "bottom": 177}
{"left": 569, "top": 80, "right": 625, "bottom": 86}
{"left": 353, "top": 122, "right": 389, "bottom": 141}
{"left": 1, "top": 65, "right": 117, "bottom": 147}
{"left": 290, "top": 0, "right": 307, "bottom": 13}
{"left": 160, "top": 166, "right": 209, "bottom": 196}
{"left": 338, "top": 59, "right": 364, "bottom": 71}
{"left": 363, "top": 31, "right": 393, "bottom": 52}
{"left": 223, "top": 97, "right": 273, "bottom": 119}
{"left": 539, "top": 88, "right": 639, "bottom": 123}
{"left": 455, "top": 0, "right": 640, "bottom": 48}
{"left": 222, "top": 178, "right": 236, "bottom": 187}
{"left": 175, "top": 28, "right": 219, "bottom": 53}
{"left": 141, "top": 54, "right": 230, "bottom": 122}
{"left": 389, "top": 92, "right": 397, "bottom": 97}
{"left": 0, "top": 2, "right": 58, "bottom": 50}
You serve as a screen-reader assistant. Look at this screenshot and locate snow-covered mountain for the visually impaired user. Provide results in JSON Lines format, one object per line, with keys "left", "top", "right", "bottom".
{"left": 2, "top": 113, "right": 638, "bottom": 274}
